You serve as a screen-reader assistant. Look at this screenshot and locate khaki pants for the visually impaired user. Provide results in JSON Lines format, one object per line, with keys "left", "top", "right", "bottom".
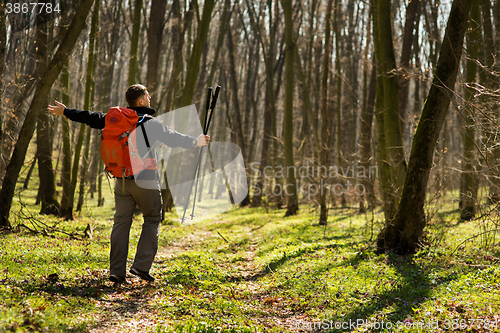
{"left": 110, "top": 178, "right": 162, "bottom": 277}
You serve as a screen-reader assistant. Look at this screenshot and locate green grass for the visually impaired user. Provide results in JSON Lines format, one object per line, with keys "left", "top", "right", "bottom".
{"left": 1, "top": 201, "right": 500, "bottom": 332}
{"left": 1, "top": 145, "right": 500, "bottom": 332}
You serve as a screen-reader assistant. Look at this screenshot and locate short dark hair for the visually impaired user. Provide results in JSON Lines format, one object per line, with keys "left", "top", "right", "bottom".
{"left": 126, "top": 84, "right": 147, "bottom": 106}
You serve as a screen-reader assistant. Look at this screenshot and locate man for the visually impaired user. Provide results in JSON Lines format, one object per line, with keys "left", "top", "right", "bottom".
{"left": 48, "top": 84, "right": 210, "bottom": 284}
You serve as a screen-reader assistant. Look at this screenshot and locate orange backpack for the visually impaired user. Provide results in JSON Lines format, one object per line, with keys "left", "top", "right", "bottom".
{"left": 100, "top": 107, "right": 156, "bottom": 178}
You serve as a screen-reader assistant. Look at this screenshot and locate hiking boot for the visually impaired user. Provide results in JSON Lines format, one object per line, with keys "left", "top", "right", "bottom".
{"left": 130, "top": 267, "right": 155, "bottom": 282}
{"left": 109, "top": 274, "right": 128, "bottom": 284}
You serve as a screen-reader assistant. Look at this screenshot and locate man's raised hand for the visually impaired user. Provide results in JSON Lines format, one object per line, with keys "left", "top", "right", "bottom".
{"left": 48, "top": 100, "right": 66, "bottom": 116}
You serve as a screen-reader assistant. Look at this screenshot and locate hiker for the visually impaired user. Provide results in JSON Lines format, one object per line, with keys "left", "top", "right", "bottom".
{"left": 48, "top": 84, "right": 210, "bottom": 284}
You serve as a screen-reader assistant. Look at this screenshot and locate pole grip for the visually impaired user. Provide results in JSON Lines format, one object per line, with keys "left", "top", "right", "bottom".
{"left": 204, "top": 87, "right": 212, "bottom": 134}
{"left": 210, "top": 86, "right": 221, "bottom": 109}
{"left": 205, "top": 87, "right": 213, "bottom": 111}
{"left": 206, "top": 86, "right": 221, "bottom": 135}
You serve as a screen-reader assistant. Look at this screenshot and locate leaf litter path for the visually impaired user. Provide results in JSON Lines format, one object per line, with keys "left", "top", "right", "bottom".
{"left": 88, "top": 225, "right": 312, "bottom": 333}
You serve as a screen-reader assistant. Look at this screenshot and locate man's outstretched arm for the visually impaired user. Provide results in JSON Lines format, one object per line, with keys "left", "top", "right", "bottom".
{"left": 144, "top": 117, "right": 210, "bottom": 149}
{"left": 48, "top": 100, "right": 106, "bottom": 129}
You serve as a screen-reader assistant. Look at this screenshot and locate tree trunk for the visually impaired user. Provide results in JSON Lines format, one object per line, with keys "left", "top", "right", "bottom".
{"left": 372, "top": 0, "right": 407, "bottom": 221}
{"left": 226, "top": 21, "right": 253, "bottom": 207}
{"left": 206, "top": 0, "right": 231, "bottom": 89}
{"left": 345, "top": 0, "right": 359, "bottom": 168}
{"left": 459, "top": 0, "right": 480, "bottom": 220}
{"left": 35, "top": 12, "right": 60, "bottom": 215}
{"left": 77, "top": 0, "right": 100, "bottom": 212}
{"left": 226, "top": 28, "right": 247, "bottom": 164}
{"left": 294, "top": 47, "right": 321, "bottom": 157}
{"left": 480, "top": 0, "right": 500, "bottom": 203}
{"left": 88, "top": 128, "right": 100, "bottom": 198}
{"left": 146, "top": 0, "right": 167, "bottom": 104}
{"left": 359, "top": 2, "right": 376, "bottom": 212}
{"left": 360, "top": 66, "right": 377, "bottom": 211}
{"left": 60, "top": 115, "right": 72, "bottom": 214}
{"left": 281, "top": 0, "right": 299, "bottom": 217}
{"left": 319, "top": 0, "right": 334, "bottom": 225}
{"left": 376, "top": 0, "right": 473, "bottom": 254}
{"left": 23, "top": 156, "right": 37, "bottom": 189}
{"left": 128, "top": 0, "right": 142, "bottom": 85}
{"left": 244, "top": 37, "right": 260, "bottom": 165}
{"left": 96, "top": 0, "right": 121, "bottom": 207}
{"left": 399, "top": 0, "right": 420, "bottom": 150}
{"left": 59, "top": 1, "right": 73, "bottom": 215}
{"left": 334, "top": 0, "right": 347, "bottom": 208}
{"left": 59, "top": 12, "right": 72, "bottom": 216}
{"left": 0, "top": 0, "right": 94, "bottom": 228}
{"left": 179, "top": 0, "right": 216, "bottom": 108}
{"left": 247, "top": 0, "right": 279, "bottom": 208}
{"left": 161, "top": 0, "right": 195, "bottom": 113}
{"left": 37, "top": 110, "right": 60, "bottom": 215}
{"left": 0, "top": 2, "right": 6, "bottom": 169}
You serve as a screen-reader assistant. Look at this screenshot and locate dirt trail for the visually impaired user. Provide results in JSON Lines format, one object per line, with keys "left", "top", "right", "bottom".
{"left": 88, "top": 228, "right": 310, "bottom": 332}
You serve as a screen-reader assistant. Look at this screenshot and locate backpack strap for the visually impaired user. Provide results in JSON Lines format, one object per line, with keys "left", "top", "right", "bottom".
{"left": 138, "top": 114, "right": 156, "bottom": 157}
{"left": 140, "top": 123, "right": 151, "bottom": 148}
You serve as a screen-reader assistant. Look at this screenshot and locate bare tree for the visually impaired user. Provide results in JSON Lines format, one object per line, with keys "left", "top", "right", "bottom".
{"left": 459, "top": 0, "right": 480, "bottom": 220}
{"left": 318, "top": 0, "right": 334, "bottom": 225}
{"left": 179, "top": 0, "right": 216, "bottom": 107}
{"left": 128, "top": 0, "right": 142, "bottom": 85}
{"left": 281, "top": 0, "right": 299, "bottom": 216}
{"left": 0, "top": 2, "right": 6, "bottom": 164}
{"left": 36, "top": 13, "right": 60, "bottom": 215}
{"left": 377, "top": 0, "right": 473, "bottom": 254}
{"left": 146, "top": 0, "right": 167, "bottom": 103}
{"left": 0, "top": 0, "right": 95, "bottom": 228}
{"left": 373, "top": 0, "right": 407, "bottom": 221}
{"left": 77, "top": 0, "right": 100, "bottom": 212}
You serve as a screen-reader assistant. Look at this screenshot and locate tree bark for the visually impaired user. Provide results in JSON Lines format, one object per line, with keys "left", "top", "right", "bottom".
{"left": 77, "top": 0, "right": 100, "bottom": 212}
{"left": 319, "top": 0, "right": 334, "bottom": 225}
{"left": 0, "top": 2, "right": 6, "bottom": 169}
{"left": 36, "top": 13, "right": 60, "bottom": 215}
{"left": 373, "top": 0, "right": 407, "bottom": 221}
{"left": 161, "top": 0, "right": 195, "bottom": 113}
{"left": 247, "top": 0, "right": 279, "bottom": 208}
{"left": 359, "top": 2, "right": 376, "bottom": 212}
{"left": 459, "top": 0, "right": 480, "bottom": 220}
{"left": 334, "top": 0, "right": 346, "bottom": 208}
{"left": 179, "top": 0, "right": 216, "bottom": 108}
{"left": 0, "top": 0, "right": 95, "bottom": 228}
{"left": 480, "top": 0, "right": 500, "bottom": 203}
{"left": 376, "top": 0, "right": 473, "bottom": 254}
{"left": 146, "top": 0, "right": 167, "bottom": 103}
{"left": 398, "top": 0, "right": 420, "bottom": 149}
{"left": 281, "top": 0, "right": 299, "bottom": 216}
{"left": 226, "top": 27, "right": 247, "bottom": 161}
{"left": 128, "top": 0, "right": 142, "bottom": 85}
{"left": 206, "top": 0, "right": 231, "bottom": 90}
{"left": 360, "top": 66, "right": 377, "bottom": 211}
{"left": 23, "top": 156, "right": 37, "bottom": 190}
{"left": 59, "top": 5, "right": 72, "bottom": 216}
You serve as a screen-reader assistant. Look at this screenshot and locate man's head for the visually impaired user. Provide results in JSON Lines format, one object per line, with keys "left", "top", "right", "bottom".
{"left": 126, "top": 84, "right": 152, "bottom": 110}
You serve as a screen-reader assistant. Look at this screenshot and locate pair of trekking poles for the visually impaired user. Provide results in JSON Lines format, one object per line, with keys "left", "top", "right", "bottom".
{"left": 180, "top": 86, "right": 221, "bottom": 223}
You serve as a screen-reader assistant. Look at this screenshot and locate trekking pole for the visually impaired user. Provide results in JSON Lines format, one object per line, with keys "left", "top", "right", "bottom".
{"left": 189, "top": 86, "right": 221, "bottom": 220}
{"left": 206, "top": 86, "right": 220, "bottom": 133}
{"left": 180, "top": 86, "right": 220, "bottom": 223}
{"left": 180, "top": 88, "right": 212, "bottom": 223}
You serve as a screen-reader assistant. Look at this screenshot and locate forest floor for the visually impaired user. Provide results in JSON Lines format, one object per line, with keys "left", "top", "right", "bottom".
{"left": 1, "top": 169, "right": 500, "bottom": 332}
